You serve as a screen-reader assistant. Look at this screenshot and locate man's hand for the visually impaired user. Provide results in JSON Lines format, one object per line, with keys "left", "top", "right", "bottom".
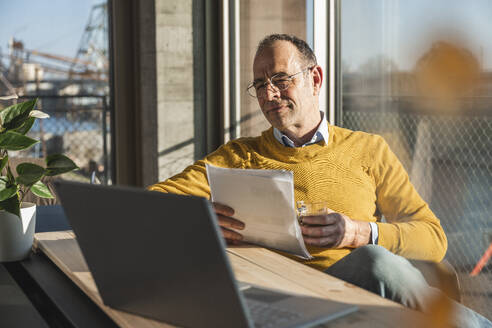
{"left": 213, "top": 202, "right": 245, "bottom": 245}
{"left": 300, "top": 209, "right": 371, "bottom": 248}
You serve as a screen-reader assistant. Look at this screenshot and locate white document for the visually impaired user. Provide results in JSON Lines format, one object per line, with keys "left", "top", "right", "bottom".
{"left": 206, "top": 164, "right": 312, "bottom": 259}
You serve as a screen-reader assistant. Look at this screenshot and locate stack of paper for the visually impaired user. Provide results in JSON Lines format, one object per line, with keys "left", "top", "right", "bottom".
{"left": 206, "top": 164, "right": 312, "bottom": 259}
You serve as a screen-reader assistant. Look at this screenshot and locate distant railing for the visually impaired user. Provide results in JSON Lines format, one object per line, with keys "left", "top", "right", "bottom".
{"left": 342, "top": 102, "right": 492, "bottom": 319}
{"left": 11, "top": 95, "right": 112, "bottom": 184}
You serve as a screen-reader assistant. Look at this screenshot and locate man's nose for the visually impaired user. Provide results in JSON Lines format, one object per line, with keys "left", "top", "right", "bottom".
{"left": 264, "top": 82, "right": 280, "bottom": 101}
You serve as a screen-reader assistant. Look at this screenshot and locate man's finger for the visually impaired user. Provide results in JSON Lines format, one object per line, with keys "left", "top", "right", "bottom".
{"left": 221, "top": 227, "right": 243, "bottom": 241}
{"left": 301, "top": 212, "right": 341, "bottom": 225}
{"left": 217, "top": 214, "right": 245, "bottom": 230}
{"left": 213, "top": 202, "right": 235, "bottom": 217}
{"left": 226, "top": 239, "right": 242, "bottom": 246}
{"left": 303, "top": 236, "right": 339, "bottom": 247}
{"left": 301, "top": 224, "right": 338, "bottom": 237}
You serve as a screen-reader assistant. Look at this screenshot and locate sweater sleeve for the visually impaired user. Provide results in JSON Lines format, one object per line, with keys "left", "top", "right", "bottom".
{"left": 148, "top": 141, "right": 248, "bottom": 198}
{"left": 372, "top": 136, "right": 447, "bottom": 262}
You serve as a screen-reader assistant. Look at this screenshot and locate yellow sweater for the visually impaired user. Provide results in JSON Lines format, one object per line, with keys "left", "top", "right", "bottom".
{"left": 149, "top": 125, "right": 447, "bottom": 270}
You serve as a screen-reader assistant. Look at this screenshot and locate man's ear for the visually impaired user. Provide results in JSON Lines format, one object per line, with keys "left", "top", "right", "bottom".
{"left": 311, "top": 65, "right": 323, "bottom": 96}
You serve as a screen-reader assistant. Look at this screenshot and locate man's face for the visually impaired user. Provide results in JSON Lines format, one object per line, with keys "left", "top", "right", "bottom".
{"left": 253, "top": 41, "right": 319, "bottom": 132}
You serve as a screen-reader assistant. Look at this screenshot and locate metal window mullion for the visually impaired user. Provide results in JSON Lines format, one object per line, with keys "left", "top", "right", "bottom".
{"left": 221, "top": 0, "right": 240, "bottom": 142}
{"left": 109, "top": 0, "right": 158, "bottom": 186}
{"left": 313, "top": 0, "right": 328, "bottom": 117}
{"left": 331, "top": 0, "right": 342, "bottom": 126}
{"left": 107, "top": 0, "right": 116, "bottom": 183}
{"left": 221, "top": 0, "right": 231, "bottom": 143}
{"left": 230, "top": 0, "right": 240, "bottom": 139}
{"left": 204, "top": 0, "right": 221, "bottom": 153}
{"left": 328, "top": 0, "right": 337, "bottom": 125}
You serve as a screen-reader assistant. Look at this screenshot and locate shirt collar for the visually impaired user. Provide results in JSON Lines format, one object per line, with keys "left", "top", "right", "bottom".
{"left": 273, "top": 111, "right": 329, "bottom": 148}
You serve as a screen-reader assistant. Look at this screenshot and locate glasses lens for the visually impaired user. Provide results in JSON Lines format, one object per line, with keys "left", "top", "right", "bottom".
{"left": 247, "top": 85, "right": 257, "bottom": 97}
{"left": 247, "top": 75, "right": 292, "bottom": 98}
{"left": 271, "top": 77, "right": 290, "bottom": 91}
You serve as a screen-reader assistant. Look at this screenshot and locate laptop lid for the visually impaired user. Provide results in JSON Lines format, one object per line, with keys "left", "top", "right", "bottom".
{"left": 55, "top": 181, "right": 253, "bottom": 328}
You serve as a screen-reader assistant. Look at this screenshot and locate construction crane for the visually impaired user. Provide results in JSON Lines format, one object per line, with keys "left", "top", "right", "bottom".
{"left": 1, "top": 2, "right": 108, "bottom": 82}
{"left": 1, "top": 48, "right": 107, "bottom": 82}
{"left": 70, "top": 3, "right": 108, "bottom": 80}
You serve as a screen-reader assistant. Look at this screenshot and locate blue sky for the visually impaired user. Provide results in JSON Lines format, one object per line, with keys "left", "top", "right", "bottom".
{"left": 0, "top": 0, "right": 102, "bottom": 60}
{"left": 1, "top": 0, "right": 490, "bottom": 72}
{"left": 342, "top": 0, "right": 492, "bottom": 71}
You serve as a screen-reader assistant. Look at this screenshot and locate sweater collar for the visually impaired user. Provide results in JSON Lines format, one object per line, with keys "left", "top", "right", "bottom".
{"left": 273, "top": 111, "right": 329, "bottom": 148}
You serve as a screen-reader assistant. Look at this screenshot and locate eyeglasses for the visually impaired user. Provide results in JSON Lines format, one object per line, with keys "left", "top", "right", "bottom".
{"left": 246, "top": 67, "right": 313, "bottom": 98}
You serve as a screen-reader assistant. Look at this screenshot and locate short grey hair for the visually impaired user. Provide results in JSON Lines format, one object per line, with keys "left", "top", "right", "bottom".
{"left": 256, "top": 34, "right": 317, "bottom": 66}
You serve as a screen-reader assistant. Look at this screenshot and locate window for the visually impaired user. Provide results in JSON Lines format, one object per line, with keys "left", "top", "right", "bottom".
{"left": 155, "top": 0, "right": 195, "bottom": 180}
{"left": 340, "top": 0, "right": 492, "bottom": 318}
{"left": 0, "top": 1, "right": 112, "bottom": 184}
{"left": 238, "top": 0, "right": 309, "bottom": 137}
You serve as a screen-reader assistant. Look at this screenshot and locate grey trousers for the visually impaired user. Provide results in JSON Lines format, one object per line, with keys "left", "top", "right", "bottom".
{"left": 324, "top": 245, "right": 491, "bottom": 328}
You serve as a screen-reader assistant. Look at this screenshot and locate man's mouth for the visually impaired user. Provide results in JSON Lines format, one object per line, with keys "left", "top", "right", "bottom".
{"left": 266, "top": 104, "right": 291, "bottom": 113}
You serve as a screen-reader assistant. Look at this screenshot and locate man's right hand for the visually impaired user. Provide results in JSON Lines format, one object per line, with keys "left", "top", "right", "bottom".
{"left": 213, "top": 202, "right": 245, "bottom": 245}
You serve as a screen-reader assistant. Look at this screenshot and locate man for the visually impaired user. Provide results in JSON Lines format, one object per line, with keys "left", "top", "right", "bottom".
{"left": 150, "top": 34, "right": 490, "bottom": 327}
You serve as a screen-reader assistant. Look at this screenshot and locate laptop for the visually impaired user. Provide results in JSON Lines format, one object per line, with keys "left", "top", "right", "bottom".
{"left": 54, "top": 181, "right": 358, "bottom": 328}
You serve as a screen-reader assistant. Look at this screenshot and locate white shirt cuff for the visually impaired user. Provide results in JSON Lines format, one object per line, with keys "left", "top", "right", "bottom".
{"left": 369, "top": 222, "right": 379, "bottom": 245}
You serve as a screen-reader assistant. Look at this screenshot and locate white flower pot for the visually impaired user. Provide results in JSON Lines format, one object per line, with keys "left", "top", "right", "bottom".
{"left": 0, "top": 202, "right": 36, "bottom": 262}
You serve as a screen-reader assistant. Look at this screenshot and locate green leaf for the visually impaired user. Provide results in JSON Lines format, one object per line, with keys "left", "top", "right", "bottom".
{"left": 0, "top": 177, "right": 17, "bottom": 202}
{"left": 0, "top": 131, "right": 39, "bottom": 150}
{"left": 0, "top": 186, "right": 17, "bottom": 202}
{"left": 31, "top": 180, "right": 53, "bottom": 199}
{"left": 45, "top": 154, "right": 79, "bottom": 176}
{"left": 16, "top": 163, "right": 45, "bottom": 186}
{"left": 0, "top": 99, "right": 37, "bottom": 130}
{"left": 0, "top": 156, "right": 8, "bottom": 172}
{"left": 14, "top": 117, "right": 36, "bottom": 135}
{"left": 0, "top": 193, "right": 20, "bottom": 218}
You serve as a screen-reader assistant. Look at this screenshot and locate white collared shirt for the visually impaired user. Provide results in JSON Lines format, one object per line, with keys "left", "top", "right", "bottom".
{"left": 273, "top": 111, "right": 330, "bottom": 148}
{"left": 272, "top": 111, "right": 379, "bottom": 244}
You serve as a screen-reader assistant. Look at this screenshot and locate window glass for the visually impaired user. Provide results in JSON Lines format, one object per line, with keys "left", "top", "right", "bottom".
{"left": 155, "top": 0, "right": 195, "bottom": 180}
{"left": 239, "top": 0, "right": 308, "bottom": 137}
{"left": 0, "top": 0, "right": 111, "bottom": 184}
{"left": 341, "top": 0, "right": 492, "bottom": 318}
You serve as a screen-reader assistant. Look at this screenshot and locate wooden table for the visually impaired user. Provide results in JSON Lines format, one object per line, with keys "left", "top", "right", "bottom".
{"left": 34, "top": 231, "right": 425, "bottom": 327}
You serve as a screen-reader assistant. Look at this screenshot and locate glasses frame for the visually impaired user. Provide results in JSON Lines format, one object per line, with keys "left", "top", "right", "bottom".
{"left": 246, "top": 66, "right": 314, "bottom": 98}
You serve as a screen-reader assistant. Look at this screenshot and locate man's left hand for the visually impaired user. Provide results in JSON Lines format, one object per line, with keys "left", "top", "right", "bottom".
{"left": 300, "top": 209, "right": 371, "bottom": 248}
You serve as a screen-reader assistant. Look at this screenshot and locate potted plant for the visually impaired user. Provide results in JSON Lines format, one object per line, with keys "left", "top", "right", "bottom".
{"left": 0, "top": 98, "right": 78, "bottom": 262}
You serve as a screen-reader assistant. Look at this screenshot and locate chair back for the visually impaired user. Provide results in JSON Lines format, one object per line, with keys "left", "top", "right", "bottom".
{"left": 410, "top": 259, "right": 461, "bottom": 302}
